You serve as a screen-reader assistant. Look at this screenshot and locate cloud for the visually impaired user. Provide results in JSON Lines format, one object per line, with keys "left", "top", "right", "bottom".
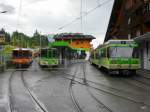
{"left": 25, "top": 0, "right": 47, "bottom": 3}
{"left": 0, "top": 3, "right": 15, "bottom": 14}
{"left": 0, "top": 0, "right": 114, "bottom": 47}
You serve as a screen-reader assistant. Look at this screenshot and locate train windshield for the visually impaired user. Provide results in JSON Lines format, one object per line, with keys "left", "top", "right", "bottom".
{"left": 109, "top": 47, "right": 134, "bottom": 58}
{"left": 41, "top": 49, "right": 58, "bottom": 58}
{"left": 13, "top": 50, "right": 32, "bottom": 58}
{"left": 48, "top": 50, "right": 58, "bottom": 58}
{"left": 51, "top": 50, "right": 58, "bottom": 58}
{"left": 41, "top": 50, "right": 47, "bottom": 57}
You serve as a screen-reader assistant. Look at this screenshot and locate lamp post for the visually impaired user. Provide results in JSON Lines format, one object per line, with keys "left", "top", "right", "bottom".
{"left": 0, "top": 11, "right": 7, "bottom": 13}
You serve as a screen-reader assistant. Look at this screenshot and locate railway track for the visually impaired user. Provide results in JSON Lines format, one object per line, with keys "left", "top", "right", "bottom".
{"left": 131, "top": 78, "right": 150, "bottom": 87}
{"left": 66, "top": 63, "right": 114, "bottom": 112}
{"left": 82, "top": 63, "right": 114, "bottom": 112}
{"left": 64, "top": 73, "right": 140, "bottom": 95}
{"left": 69, "top": 66, "right": 84, "bottom": 112}
{"left": 121, "top": 75, "right": 150, "bottom": 91}
{"left": 8, "top": 71, "right": 16, "bottom": 112}
{"left": 8, "top": 70, "right": 48, "bottom": 112}
{"left": 65, "top": 76, "right": 150, "bottom": 107}
{"left": 64, "top": 62, "right": 150, "bottom": 109}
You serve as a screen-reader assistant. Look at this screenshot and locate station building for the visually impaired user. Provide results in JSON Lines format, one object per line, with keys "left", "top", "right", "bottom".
{"left": 49, "top": 33, "right": 95, "bottom": 60}
{"left": 105, "top": 0, "right": 150, "bottom": 70}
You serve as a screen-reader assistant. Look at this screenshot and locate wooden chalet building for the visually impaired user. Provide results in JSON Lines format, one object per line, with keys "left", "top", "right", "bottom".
{"left": 54, "top": 33, "right": 95, "bottom": 51}
{"left": 104, "top": 0, "right": 128, "bottom": 42}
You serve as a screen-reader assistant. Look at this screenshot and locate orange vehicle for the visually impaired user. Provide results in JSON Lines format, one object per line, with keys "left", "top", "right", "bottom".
{"left": 12, "top": 48, "right": 33, "bottom": 67}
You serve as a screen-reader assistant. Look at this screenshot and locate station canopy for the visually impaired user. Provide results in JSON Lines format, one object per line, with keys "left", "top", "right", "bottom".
{"left": 49, "top": 41, "right": 69, "bottom": 47}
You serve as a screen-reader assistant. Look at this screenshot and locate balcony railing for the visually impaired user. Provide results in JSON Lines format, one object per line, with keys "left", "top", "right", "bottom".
{"left": 130, "top": 17, "right": 141, "bottom": 27}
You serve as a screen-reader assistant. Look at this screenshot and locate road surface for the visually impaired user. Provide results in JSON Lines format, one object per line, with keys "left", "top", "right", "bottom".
{"left": 0, "top": 60, "right": 150, "bottom": 112}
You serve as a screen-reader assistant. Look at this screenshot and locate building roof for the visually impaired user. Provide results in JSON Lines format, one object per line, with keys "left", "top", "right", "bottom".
{"left": 104, "top": 0, "right": 124, "bottom": 42}
{"left": 54, "top": 33, "right": 95, "bottom": 40}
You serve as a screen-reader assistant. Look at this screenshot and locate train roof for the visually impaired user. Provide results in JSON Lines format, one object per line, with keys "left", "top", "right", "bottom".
{"left": 13, "top": 48, "right": 33, "bottom": 51}
{"left": 41, "top": 48, "right": 57, "bottom": 50}
{"left": 104, "top": 39, "right": 134, "bottom": 45}
{"left": 96, "top": 40, "right": 136, "bottom": 49}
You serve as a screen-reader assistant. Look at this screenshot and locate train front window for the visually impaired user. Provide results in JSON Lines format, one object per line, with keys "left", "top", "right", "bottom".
{"left": 52, "top": 50, "right": 59, "bottom": 58}
{"left": 109, "top": 47, "right": 134, "bottom": 58}
{"left": 41, "top": 50, "right": 47, "bottom": 57}
{"left": 13, "top": 51, "right": 32, "bottom": 58}
{"left": 48, "top": 50, "right": 58, "bottom": 58}
{"left": 48, "top": 50, "right": 52, "bottom": 57}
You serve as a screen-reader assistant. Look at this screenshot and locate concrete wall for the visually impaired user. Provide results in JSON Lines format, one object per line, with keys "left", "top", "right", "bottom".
{"left": 139, "top": 42, "right": 150, "bottom": 70}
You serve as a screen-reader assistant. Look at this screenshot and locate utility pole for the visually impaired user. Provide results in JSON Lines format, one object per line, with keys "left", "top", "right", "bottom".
{"left": 40, "top": 32, "right": 42, "bottom": 60}
{"left": 80, "top": 0, "right": 83, "bottom": 33}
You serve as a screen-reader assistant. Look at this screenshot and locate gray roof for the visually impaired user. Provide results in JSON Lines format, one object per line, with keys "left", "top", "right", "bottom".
{"left": 134, "top": 32, "right": 150, "bottom": 42}
{"left": 54, "top": 33, "right": 95, "bottom": 40}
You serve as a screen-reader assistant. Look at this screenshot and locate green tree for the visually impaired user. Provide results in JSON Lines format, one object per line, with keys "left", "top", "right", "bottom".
{"left": 11, "top": 31, "right": 31, "bottom": 48}
{"left": 31, "top": 30, "right": 48, "bottom": 48}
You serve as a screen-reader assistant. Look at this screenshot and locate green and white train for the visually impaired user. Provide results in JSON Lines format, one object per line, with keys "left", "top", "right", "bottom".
{"left": 90, "top": 40, "right": 140, "bottom": 75}
{"left": 39, "top": 48, "right": 59, "bottom": 67}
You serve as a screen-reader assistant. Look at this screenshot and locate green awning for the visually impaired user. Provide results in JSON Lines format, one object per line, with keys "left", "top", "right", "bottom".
{"left": 49, "top": 41, "right": 69, "bottom": 47}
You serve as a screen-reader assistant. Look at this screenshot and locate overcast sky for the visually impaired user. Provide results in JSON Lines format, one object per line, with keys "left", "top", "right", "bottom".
{"left": 0, "top": 0, "right": 114, "bottom": 48}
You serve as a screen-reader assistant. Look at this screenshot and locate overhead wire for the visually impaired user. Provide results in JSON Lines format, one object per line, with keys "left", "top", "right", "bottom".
{"left": 57, "top": 0, "right": 113, "bottom": 31}
{"left": 80, "top": 0, "right": 83, "bottom": 33}
{"left": 16, "top": 0, "right": 23, "bottom": 47}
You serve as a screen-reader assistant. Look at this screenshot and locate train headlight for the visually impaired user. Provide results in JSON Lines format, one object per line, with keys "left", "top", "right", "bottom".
{"left": 41, "top": 61, "right": 48, "bottom": 65}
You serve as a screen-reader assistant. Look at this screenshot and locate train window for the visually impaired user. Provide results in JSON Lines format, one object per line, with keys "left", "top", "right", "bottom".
{"left": 13, "top": 50, "right": 32, "bottom": 58}
{"left": 109, "top": 47, "right": 117, "bottom": 58}
{"left": 48, "top": 50, "right": 52, "bottom": 57}
{"left": 92, "top": 54, "right": 94, "bottom": 58}
{"left": 13, "top": 51, "right": 18, "bottom": 57}
{"left": 53, "top": 50, "right": 59, "bottom": 58}
{"left": 22, "top": 51, "right": 32, "bottom": 57}
{"left": 95, "top": 53, "right": 99, "bottom": 59}
{"left": 100, "top": 49, "right": 106, "bottom": 58}
{"left": 99, "top": 49, "right": 104, "bottom": 58}
{"left": 41, "top": 50, "right": 47, "bottom": 57}
{"left": 109, "top": 47, "right": 133, "bottom": 58}
{"left": 107, "top": 48, "right": 110, "bottom": 58}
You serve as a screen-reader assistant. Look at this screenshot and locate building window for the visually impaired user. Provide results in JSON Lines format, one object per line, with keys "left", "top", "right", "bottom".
{"left": 143, "top": 2, "right": 150, "bottom": 13}
{"left": 136, "top": 30, "right": 141, "bottom": 37}
{"left": 81, "top": 41, "right": 84, "bottom": 44}
{"left": 76, "top": 41, "right": 79, "bottom": 44}
{"left": 128, "top": 18, "right": 131, "bottom": 25}
{"left": 128, "top": 34, "right": 131, "bottom": 39}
